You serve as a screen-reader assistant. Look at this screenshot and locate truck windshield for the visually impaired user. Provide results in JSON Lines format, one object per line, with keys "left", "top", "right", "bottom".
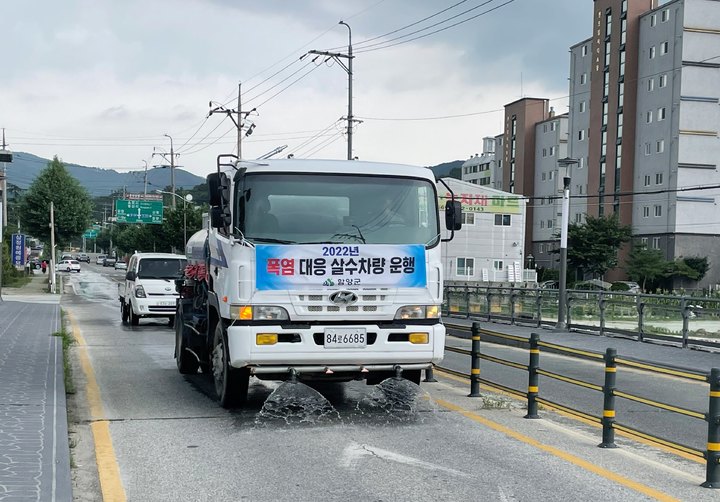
{"left": 137, "top": 259, "right": 187, "bottom": 279}
{"left": 235, "top": 173, "right": 440, "bottom": 247}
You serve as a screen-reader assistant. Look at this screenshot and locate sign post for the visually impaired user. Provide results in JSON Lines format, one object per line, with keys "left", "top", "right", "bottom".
{"left": 11, "top": 234, "right": 25, "bottom": 267}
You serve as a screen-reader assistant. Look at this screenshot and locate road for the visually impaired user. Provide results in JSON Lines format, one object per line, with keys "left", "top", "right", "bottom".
{"left": 61, "top": 261, "right": 715, "bottom": 501}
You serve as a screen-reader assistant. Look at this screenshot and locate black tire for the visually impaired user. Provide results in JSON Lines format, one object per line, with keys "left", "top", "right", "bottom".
{"left": 403, "top": 369, "right": 422, "bottom": 385}
{"left": 129, "top": 306, "right": 140, "bottom": 326}
{"left": 175, "top": 306, "right": 199, "bottom": 374}
{"left": 168, "top": 315, "right": 175, "bottom": 328}
{"left": 121, "top": 302, "right": 129, "bottom": 324}
{"left": 211, "top": 323, "right": 249, "bottom": 408}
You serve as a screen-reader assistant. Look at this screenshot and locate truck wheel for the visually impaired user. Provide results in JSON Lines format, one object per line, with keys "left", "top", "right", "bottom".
{"left": 212, "top": 323, "right": 249, "bottom": 408}
{"left": 175, "top": 306, "right": 199, "bottom": 374}
{"left": 403, "top": 370, "right": 422, "bottom": 385}
{"left": 168, "top": 315, "right": 175, "bottom": 328}
{"left": 121, "top": 303, "right": 129, "bottom": 324}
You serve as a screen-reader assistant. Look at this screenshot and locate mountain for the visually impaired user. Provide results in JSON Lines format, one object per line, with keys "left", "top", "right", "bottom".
{"left": 428, "top": 160, "right": 463, "bottom": 180}
{"left": 5, "top": 152, "right": 205, "bottom": 197}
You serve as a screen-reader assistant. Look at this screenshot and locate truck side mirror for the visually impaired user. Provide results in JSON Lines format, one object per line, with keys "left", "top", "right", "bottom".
{"left": 210, "top": 206, "right": 232, "bottom": 230}
{"left": 207, "top": 172, "right": 230, "bottom": 207}
{"left": 445, "top": 200, "right": 463, "bottom": 231}
{"left": 125, "top": 271, "right": 136, "bottom": 281}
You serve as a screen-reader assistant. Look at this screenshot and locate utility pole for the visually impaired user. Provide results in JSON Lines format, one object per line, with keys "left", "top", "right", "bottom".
{"left": 152, "top": 136, "right": 178, "bottom": 208}
{"left": 142, "top": 160, "right": 148, "bottom": 197}
{"left": 307, "top": 21, "right": 361, "bottom": 160}
{"left": 0, "top": 128, "right": 13, "bottom": 227}
{"left": 209, "top": 83, "right": 256, "bottom": 161}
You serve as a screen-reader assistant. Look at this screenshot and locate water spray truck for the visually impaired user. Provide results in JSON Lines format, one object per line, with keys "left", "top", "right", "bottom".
{"left": 175, "top": 155, "right": 462, "bottom": 408}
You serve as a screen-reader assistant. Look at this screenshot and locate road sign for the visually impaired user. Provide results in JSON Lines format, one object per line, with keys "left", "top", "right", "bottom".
{"left": 126, "top": 193, "right": 163, "bottom": 201}
{"left": 11, "top": 234, "right": 25, "bottom": 266}
{"left": 115, "top": 199, "right": 163, "bottom": 224}
{"left": 83, "top": 230, "right": 98, "bottom": 239}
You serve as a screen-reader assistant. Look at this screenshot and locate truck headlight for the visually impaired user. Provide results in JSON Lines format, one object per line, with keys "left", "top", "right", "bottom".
{"left": 134, "top": 285, "right": 147, "bottom": 298}
{"left": 394, "top": 305, "right": 441, "bottom": 320}
{"left": 229, "top": 305, "right": 289, "bottom": 321}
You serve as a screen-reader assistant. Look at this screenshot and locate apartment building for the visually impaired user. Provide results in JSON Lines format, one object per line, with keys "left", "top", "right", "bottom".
{"left": 461, "top": 136, "right": 503, "bottom": 189}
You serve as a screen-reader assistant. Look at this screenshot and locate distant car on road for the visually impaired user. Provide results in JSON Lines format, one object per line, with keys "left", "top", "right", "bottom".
{"left": 76, "top": 253, "right": 91, "bottom": 263}
{"left": 61, "top": 254, "right": 74, "bottom": 262}
{"left": 59, "top": 259, "right": 81, "bottom": 273}
{"left": 96, "top": 255, "right": 107, "bottom": 265}
{"left": 103, "top": 256, "right": 117, "bottom": 267}
{"left": 114, "top": 261, "right": 127, "bottom": 271}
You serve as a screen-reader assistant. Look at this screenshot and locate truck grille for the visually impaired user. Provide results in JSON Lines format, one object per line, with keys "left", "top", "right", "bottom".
{"left": 295, "top": 291, "right": 388, "bottom": 315}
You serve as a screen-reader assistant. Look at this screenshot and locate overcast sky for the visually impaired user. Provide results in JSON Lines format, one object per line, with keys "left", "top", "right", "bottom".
{"left": 3, "top": 0, "right": 593, "bottom": 179}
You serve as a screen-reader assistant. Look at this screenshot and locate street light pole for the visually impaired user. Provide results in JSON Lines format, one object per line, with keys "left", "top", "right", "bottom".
{"left": 142, "top": 160, "right": 148, "bottom": 197}
{"left": 155, "top": 190, "right": 193, "bottom": 249}
{"left": 339, "top": 21, "right": 353, "bottom": 160}
{"left": 556, "top": 157, "right": 579, "bottom": 330}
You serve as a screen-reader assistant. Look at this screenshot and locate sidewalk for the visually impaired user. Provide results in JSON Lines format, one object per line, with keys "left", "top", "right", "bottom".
{"left": 445, "top": 316, "right": 720, "bottom": 375}
{"left": 0, "top": 271, "right": 71, "bottom": 501}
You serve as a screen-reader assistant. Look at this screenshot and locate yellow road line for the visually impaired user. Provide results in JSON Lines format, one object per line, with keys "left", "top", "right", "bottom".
{"left": 433, "top": 368, "right": 704, "bottom": 464}
{"left": 67, "top": 310, "right": 127, "bottom": 502}
{"left": 435, "top": 398, "right": 679, "bottom": 502}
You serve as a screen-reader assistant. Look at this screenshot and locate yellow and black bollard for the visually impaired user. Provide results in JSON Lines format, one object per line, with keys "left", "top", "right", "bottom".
{"left": 469, "top": 322, "right": 482, "bottom": 397}
{"left": 599, "top": 348, "right": 618, "bottom": 448}
{"left": 525, "top": 333, "right": 541, "bottom": 419}
{"left": 702, "top": 367, "right": 720, "bottom": 488}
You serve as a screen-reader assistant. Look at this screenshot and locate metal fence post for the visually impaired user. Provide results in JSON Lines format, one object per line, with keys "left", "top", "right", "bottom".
{"left": 681, "top": 298, "right": 690, "bottom": 348}
{"left": 535, "top": 290, "right": 542, "bottom": 328}
{"left": 599, "top": 348, "right": 618, "bottom": 448}
{"left": 702, "top": 367, "right": 720, "bottom": 488}
{"left": 598, "top": 292, "right": 606, "bottom": 337}
{"left": 510, "top": 289, "right": 517, "bottom": 325}
{"left": 469, "top": 322, "right": 482, "bottom": 397}
{"left": 464, "top": 284, "right": 470, "bottom": 318}
{"left": 486, "top": 292, "right": 492, "bottom": 322}
{"left": 637, "top": 298, "right": 645, "bottom": 343}
{"left": 525, "top": 333, "right": 541, "bottom": 419}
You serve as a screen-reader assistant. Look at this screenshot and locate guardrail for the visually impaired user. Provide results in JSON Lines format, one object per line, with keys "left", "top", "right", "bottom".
{"left": 442, "top": 285, "right": 720, "bottom": 350}
{"left": 436, "top": 322, "right": 720, "bottom": 488}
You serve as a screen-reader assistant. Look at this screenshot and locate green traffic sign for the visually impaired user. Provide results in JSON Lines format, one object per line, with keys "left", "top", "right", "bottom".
{"left": 83, "top": 230, "right": 98, "bottom": 238}
{"left": 115, "top": 199, "right": 164, "bottom": 224}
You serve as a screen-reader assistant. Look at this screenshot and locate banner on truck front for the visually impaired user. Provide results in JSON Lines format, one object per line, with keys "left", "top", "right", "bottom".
{"left": 256, "top": 244, "right": 426, "bottom": 290}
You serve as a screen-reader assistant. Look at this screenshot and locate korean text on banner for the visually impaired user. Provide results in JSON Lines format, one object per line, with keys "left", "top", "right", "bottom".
{"left": 256, "top": 244, "right": 427, "bottom": 290}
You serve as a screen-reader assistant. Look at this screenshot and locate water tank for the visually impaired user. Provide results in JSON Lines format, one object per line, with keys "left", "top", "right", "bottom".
{"left": 185, "top": 229, "right": 208, "bottom": 265}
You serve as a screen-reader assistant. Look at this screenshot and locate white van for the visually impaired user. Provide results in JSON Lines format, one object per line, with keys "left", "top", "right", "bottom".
{"left": 118, "top": 253, "right": 187, "bottom": 326}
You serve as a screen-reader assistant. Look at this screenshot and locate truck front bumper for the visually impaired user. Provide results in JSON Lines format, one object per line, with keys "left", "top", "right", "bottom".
{"left": 226, "top": 323, "right": 445, "bottom": 373}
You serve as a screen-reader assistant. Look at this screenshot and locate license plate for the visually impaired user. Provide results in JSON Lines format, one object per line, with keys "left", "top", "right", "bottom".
{"left": 159, "top": 300, "right": 175, "bottom": 306}
{"left": 323, "top": 328, "right": 367, "bottom": 348}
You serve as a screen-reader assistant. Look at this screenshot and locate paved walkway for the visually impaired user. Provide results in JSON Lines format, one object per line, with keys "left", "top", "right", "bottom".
{"left": 0, "top": 273, "right": 70, "bottom": 502}
{"left": 445, "top": 316, "right": 720, "bottom": 375}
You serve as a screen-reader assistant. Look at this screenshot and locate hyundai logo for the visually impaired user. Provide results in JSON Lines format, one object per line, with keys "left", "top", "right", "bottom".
{"left": 329, "top": 290, "right": 358, "bottom": 306}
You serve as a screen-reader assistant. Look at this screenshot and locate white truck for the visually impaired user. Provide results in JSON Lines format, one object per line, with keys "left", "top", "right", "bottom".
{"left": 175, "top": 156, "right": 462, "bottom": 407}
{"left": 118, "top": 252, "right": 187, "bottom": 326}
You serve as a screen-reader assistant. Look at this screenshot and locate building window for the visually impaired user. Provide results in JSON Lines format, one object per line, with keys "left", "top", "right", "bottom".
{"left": 575, "top": 213, "right": 582, "bottom": 223}
{"left": 547, "top": 220, "right": 554, "bottom": 229}
{"left": 540, "top": 220, "right": 545, "bottom": 229}
{"left": 643, "top": 206, "right": 650, "bottom": 217}
{"left": 650, "top": 14, "right": 656, "bottom": 27}
{"left": 656, "top": 173, "right": 663, "bottom": 184}
{"left": 578, "top": 129, "right": 585, "bottom": 141}
{"left": 461, "top": 212, "right": 475, "bottom": 225}
{"left": 578, "top": 157, "right": 584, "bottom": 169}
{"left": 647, "top": 79, "right": 654, "bottom": 92}
{"left": 658, "top": 107, "right": 666, "bottom": 121}
{"left": 579, "top": 101, "right": 586, "bottom": 113}
{"left": 457, "top": 257, "right": 475, "bottom": 277}
{"left": 542, "top": 148, "right": 547, "bottom": 157}
{"left": 549, "top": 171, "right": 554, "bottom": 180}
{"left": 493, "top": 260, "right": 504, "bottom": 271}
{"left": 654, "top": 205, "right": 662, "bottom": 217}
{"left": 580, "top": 73, "right": 587, "bottom": 85}
{"left": 652, "top": 237, "right": 661, "bottom": 249}
{"left": 644, "top": 175, "right": 651, "bottom": 186}
{"left": 582, "top": 45, "right": 588, "bottom": 57}
{"left": 646, "top": 111, "right": 653, "bottom": 124}
{"left": 641, "top": 237, "right": 648, "bottom": 246}
{"left": 659, "top": 74, "right": 667, "bottom": 87}
{"left": 657, "top": 139, "right": 665, "bottom": 153}
{"left": 662, "top": 8, "right": 669, "bottom": 22}
{"left": 541, "top": 172, "right": 546, "bottom": 181}
{"left": 550, "top": 121, "right": 557, "bottom": 131}
{"left": 617, "top": 112, "right": 624, "bottom": 138}
{"left": 650, "top": 46, "right": 656, "bottom": 59}
{"left": 645, "top": 143, "right": 651, "bottom": 155}
{"left": 660, "top": 41, "right": 669, "bottom": 55}
{"left": 494, "top": 214, "right": 511, "bottom": 226}
{"left": 540, "top": 243, "right": 545, "bottom": 253}
{"left": 549, "top": 146, "right": 555, "bottom": 156}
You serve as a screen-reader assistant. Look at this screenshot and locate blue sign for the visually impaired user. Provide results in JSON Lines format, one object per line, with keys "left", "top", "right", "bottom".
{"left": 11, "top": 234, "right": 26, "bottom": 266}
{"left": 255, "top": 244, "right": 427, "bottom": 291}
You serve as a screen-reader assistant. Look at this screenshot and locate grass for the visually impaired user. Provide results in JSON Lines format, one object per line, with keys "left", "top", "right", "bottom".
{"left": 52, "top": 321, "right": 76, "bottom": 395}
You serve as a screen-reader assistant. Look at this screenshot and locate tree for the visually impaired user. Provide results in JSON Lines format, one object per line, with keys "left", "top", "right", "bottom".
{"left": 18, "top": 157, "right": 93, "bottom": 249}
{"left": 625, "top": 245, "right": 672, "bottom": 292}
{"left": 682, "top": 257, "right": 709, "bottom": 282}
{"left": 562, "top": 214, "right": 632, "bottom": 279}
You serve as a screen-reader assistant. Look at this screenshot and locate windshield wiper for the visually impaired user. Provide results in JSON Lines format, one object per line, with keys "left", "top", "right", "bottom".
{"left": 245, "top": 237, "right": 297, "bottom": 244}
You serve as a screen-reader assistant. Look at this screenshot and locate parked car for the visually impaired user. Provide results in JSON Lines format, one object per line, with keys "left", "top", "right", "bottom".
{"left": 114, "top": 261, "right": 127, "bottom": 270}
{"left": 58, "top": 259, "right": 81, "bottom": 273}
{"left": 76, "top": 253, "right": 91, "bottom": 263}
{"left": 61, "top": 254, "right": 74, "bottom": 262}
{"left": 103, "top": 256, "right": 117, "bottom": 267}
{"left": 96, "top": 254, "right": 107, "bottom": 265}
